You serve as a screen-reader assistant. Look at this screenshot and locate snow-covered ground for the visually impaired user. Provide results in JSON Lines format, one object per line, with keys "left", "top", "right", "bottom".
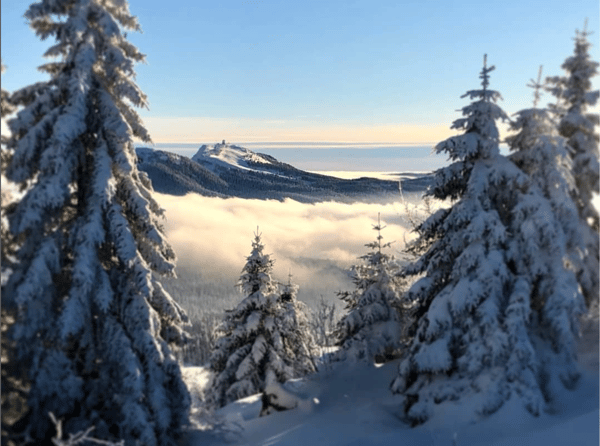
{"left": 181, "top": 314, "right": 598, "bottom": 446}
{"left": 191, "top": 143, "right": 274, "bottom": 173}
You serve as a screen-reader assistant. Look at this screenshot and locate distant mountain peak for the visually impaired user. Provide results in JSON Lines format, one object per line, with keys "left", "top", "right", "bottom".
{"left": 192, "top": 142, "right": 273, "bottom": 173}
{"left": 136, "top": 144, "right": 431, "bottom": 202}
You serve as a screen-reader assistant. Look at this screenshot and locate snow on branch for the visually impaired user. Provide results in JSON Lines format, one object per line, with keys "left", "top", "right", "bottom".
{"left": 49, "top": 412, "right": 124, "bottom": 446}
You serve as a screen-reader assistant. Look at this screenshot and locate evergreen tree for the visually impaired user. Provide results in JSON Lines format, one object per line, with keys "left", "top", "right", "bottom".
{"left": 207, "top": 231, "right": 304, "bottom": 409}
{"left": 391, "top": 56, "right": 584, "bottom": 425}
{"left": 546, "top": 24, "right": 599, "bottom": 230}
{"left": 1, "top": 60, "right": 16, "bottom": 271}
{"left": 545, "top": 25, "right": 599, "bottom": 308}
{"left": 1, "top": 61, "right": 30, "bottom": 446}
{"left": 3, "top": 2, "right": 190, "bottom": 444}
{"left": 277, "top": 273, "right": 318, "bottom": 375}
{"left": 507, "top": 67, "right": 599, "bottom": 308}
{"left": 334, "top": 214, "right": 410, "bottom": 363}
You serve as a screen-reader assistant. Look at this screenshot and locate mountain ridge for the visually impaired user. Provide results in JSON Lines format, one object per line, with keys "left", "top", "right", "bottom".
{"left": 136, "top": 143, "right": 432, "bottom": 203}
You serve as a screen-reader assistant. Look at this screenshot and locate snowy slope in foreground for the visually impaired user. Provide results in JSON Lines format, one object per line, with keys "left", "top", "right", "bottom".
{"left": 182, "top": 324, "right": 599, "bottom": 446}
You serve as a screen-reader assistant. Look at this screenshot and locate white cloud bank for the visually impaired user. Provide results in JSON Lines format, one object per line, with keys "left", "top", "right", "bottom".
{"left": 154, "top": 192, "right": 435, "bottom": 306}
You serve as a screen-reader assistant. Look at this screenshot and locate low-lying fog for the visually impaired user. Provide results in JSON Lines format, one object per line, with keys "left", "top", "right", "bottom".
{"left": 154, "top": 191, "right": 440, "bottom": 321}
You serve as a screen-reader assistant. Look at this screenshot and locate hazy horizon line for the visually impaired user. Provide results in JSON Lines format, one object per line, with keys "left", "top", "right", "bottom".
{"left": 135, "top": 141, "right": 439, "bottom": 148}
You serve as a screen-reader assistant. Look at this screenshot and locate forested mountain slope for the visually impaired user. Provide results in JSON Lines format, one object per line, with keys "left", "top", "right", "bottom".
{"left": 136, "top": 143, "right": 431, "bottom": 202}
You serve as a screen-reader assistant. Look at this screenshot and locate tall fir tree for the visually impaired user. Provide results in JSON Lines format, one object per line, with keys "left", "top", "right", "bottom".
{"left": 391, "top": 56, "right": 584, "bottom": 425}
{"left": 277, "top": 273, "right": 318, "bottom": 376}
{"left": 507, "top": 67, "right": 599, "bottom": 308}
{"left": 545, "top": 25, "right": 599, "bottom": 308}
{"left": 1, "top": 61, "right": 30, "bottom": 446}
{"left": 546, "top": 24, "right": 600, "bottom": 229}
{"left": 208, "top": 231, "right": 311, "bottom": 409}
{"left": 334, "top": 215, "right": 410, "bottom": 363}
{"left": 1, "top": 60, "right": 16, "bottom": 272}
{"left": 3, "top": 1, "right": 190, "bottom": 444}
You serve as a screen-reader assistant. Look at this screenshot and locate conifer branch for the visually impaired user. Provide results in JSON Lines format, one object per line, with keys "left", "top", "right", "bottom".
{"left": 527, "top": 65, "right": 544, "bottom": 108}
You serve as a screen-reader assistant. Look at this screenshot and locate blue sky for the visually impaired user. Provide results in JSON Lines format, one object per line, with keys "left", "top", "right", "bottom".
{"left": 1, "top": 0, "right": 599, "bottom": 143}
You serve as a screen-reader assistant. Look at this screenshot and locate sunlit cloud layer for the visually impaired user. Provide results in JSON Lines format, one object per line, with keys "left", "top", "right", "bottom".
{"left": 154, "top": 193, "right": 434, "bottom": 300}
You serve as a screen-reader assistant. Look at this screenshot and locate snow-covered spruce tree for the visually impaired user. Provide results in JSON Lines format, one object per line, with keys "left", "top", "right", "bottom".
{"left": 308, "top": 296, "right": 337, "bottom": 349}
{"left": 334, "top": 214, "right": 410, "bottom": 364}
{"left": 208, "top": 231, "right": 303, "bottom": 409}
{"left": 3, "top": 2, "right": 190, "bottom": 444}
{"left": 259, "top": 273, "right": 319, "bottom": 414}
{"left": 507, "top": 67, "right": 599, "bottom": 308}
{"left": 277, "top": 273, "right": 318, "bottom": 375}
{"left": 1, "top": 60, "right": 17, "bottom": 271}
{"left": 390, "top": 56, "right": 585, "bottom": 425}
{"left": 545, "top": 26, "right": 599, "bottom": 308}
{"left": 546, "top": 25, "right": 599, "bottom": 230}
{"left": 1, "top": 61, "right": 30, "bottom": 446}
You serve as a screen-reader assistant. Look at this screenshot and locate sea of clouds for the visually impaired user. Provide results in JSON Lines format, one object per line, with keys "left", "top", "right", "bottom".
{"left": 154, "top": 191, "right": 438, "bottom": 312}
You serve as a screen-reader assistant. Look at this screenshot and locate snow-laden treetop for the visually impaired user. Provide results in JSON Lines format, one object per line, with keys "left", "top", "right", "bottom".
{"left": 435, "top": 54, "right": 509, "bottom": 163}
